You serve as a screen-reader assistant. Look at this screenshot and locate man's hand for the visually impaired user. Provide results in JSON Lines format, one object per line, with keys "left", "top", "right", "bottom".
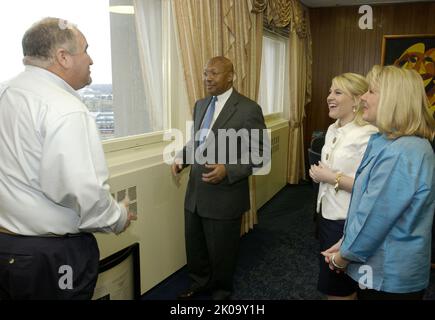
{"left": 171, "top": 158, "right": 183, "bottom": 177}
{"left": 123, "top": 211, "right": 138, "bottom": 231}
{"left": 202, "top": 164, "right": 226, "bottom": 184}
{"left": 120, "top": 196, "right": 137, "bottom": 231}
{"left": 171, "top": 158, "right": 184, "bottom": 187}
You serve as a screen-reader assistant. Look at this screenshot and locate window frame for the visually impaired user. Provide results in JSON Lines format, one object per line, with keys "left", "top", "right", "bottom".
{"left": 103, "top": 0, "right": 179, "bottom": 153}
{"left": 258, "top": 30, "right": 289, "bottom": 117}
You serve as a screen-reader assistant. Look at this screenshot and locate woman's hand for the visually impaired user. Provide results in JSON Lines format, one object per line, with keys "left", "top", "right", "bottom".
{"left": 321, "top": 238, "right": 342, "bottom": 263}
{"left": 309, "top": 161, "right": 336, "bottom": 185}
{"left": 321, "top": 238, "right": 348, "bottom": 273}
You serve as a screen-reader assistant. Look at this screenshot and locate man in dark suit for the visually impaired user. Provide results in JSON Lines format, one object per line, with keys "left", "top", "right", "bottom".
{"left": 171, "top": 56, "right": 267, "bottom": 300}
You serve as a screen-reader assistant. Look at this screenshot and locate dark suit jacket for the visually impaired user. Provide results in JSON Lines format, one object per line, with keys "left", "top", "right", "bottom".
{"left": 182, "top": 89, "right": 267, "bottom": 220}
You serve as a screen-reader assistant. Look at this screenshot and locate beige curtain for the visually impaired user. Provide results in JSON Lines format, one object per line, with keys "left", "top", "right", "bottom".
{"left": 252, "top": 0, "right": 312, "bottom": 184}
{"left": 287, "top": 3, "right": 311, "bottom": 184}
{"left": 287, "top": 20, "right": 312, "bottom": 183}
{"left": 172, "top": 0, "right": 263, "bottom": 235}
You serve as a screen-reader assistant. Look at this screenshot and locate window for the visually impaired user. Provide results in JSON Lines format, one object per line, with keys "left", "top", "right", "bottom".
{"left": 108, "top": 0, "right": 170, "bottom": 139}
{"left": 258, "top": 32, "right": 288, "bottom": 115}
{"left": 0, "top": 0, "right": 174, "bottom": 142}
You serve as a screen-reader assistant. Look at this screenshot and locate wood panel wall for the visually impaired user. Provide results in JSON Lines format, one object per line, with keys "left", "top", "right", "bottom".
{"left": 305, "top": 1, "right": 435, "bottom": 166}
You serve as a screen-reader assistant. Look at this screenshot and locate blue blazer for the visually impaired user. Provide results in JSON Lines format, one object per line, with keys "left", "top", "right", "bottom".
{"left": 341, "top": 133, "right": 435, "bottom": 293}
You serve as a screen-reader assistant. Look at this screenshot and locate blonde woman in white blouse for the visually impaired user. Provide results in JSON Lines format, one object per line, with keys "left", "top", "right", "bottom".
{"left": 309, "top": 73, "right": 378, "bottom": 300}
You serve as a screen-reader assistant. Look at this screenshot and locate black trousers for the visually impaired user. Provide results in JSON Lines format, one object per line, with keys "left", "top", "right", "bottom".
{"left": 184, "top": 209, "right": 241, "bottom": 299}
{"left": 0, "top": 232, "right": 99, "bottom": 300}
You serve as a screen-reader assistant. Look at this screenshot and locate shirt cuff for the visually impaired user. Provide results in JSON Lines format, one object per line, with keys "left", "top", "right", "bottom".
{"left": 112, "top": 202, "right": 128, "bottom": 234}
{"left": 340, "top": 248, "right": 367, "bottom": 263}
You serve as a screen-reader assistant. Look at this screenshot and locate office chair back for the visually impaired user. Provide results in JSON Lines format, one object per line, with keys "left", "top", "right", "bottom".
{"left": 311, "top": 135, "right": 325, "bottom": 154}
{"left": 308, "top": 148, "right": 321, "bottom": 168}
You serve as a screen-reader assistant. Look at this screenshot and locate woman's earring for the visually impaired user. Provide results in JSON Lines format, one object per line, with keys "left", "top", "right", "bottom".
{"left": 353, "top": 106, "right": 357, "bottom": 113}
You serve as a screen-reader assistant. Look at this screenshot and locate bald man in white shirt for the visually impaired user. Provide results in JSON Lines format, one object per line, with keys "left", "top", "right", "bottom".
{"left": 0, "top": 17, "right": 136, "bottom": 300}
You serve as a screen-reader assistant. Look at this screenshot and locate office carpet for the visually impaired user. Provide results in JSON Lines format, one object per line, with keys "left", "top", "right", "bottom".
{"left": 142, "top": 183, "right": 435, "bottom": 300}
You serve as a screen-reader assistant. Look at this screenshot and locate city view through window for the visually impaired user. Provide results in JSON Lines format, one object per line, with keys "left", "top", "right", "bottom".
{"left": 80, "top": 84, "right": 115, "bottom": 140}
{"left": 1, "top": 0, "right": 117, "bottom": 140}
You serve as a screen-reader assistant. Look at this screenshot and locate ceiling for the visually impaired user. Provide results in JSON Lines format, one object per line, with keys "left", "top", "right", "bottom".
{"left": 299, "top": 0, "right": 434, "bottom": 7}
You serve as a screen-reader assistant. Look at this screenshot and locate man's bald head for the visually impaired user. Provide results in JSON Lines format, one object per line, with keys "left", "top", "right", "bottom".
{"left": 207, "top": 56, "right": 234, "bottom": 74}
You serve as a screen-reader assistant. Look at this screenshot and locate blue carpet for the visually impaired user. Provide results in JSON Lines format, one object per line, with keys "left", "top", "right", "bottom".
{"left": 142, "top": 184, "right": 435, "bottom": 300}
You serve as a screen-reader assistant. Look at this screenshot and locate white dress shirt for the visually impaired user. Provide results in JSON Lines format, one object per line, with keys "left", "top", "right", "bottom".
{"left": 202, "top": 87, "right": 233, "bottom": 141}
{"left": 0, "top": 66, "right": 127, "bottom": 236}
{"left": 211, "top": 87, "right": 233, "bottom": 126}
{"left": 316, "top": 120, "right": 378, "bottom": 220}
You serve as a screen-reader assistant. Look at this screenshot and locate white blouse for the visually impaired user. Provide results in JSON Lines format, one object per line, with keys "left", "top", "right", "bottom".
{"left": 316, "top": 120, "right": 378, "bottom": 220}
{"left": 0, "top": 66, "right": 127, "bottom": 236}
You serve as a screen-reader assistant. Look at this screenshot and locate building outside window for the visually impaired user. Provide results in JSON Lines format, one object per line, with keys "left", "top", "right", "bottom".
{"left": 0, "top": 0, "right": 171, "bottom": 141}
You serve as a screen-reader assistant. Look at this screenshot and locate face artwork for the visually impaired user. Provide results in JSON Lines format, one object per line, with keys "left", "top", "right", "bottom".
{"left": 394, "top": 43, "right": 435, "bottom": 117}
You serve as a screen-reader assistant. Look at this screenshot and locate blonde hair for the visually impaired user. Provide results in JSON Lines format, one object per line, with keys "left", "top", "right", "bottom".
{"left": 332, "top": 73, "right": 370, "bottom": 126}
{"left": 366, "top": 65, "right": 435, "bottom": 140}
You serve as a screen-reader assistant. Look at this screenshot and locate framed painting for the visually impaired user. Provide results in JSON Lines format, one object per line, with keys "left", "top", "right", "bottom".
{"left": 381, "top": 34, "right": 435, "bottom": 117}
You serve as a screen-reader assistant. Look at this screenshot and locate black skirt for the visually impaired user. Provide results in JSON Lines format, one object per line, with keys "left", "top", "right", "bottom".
{"left": 317, "top": 213, "right": 358, "bottom": 296}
